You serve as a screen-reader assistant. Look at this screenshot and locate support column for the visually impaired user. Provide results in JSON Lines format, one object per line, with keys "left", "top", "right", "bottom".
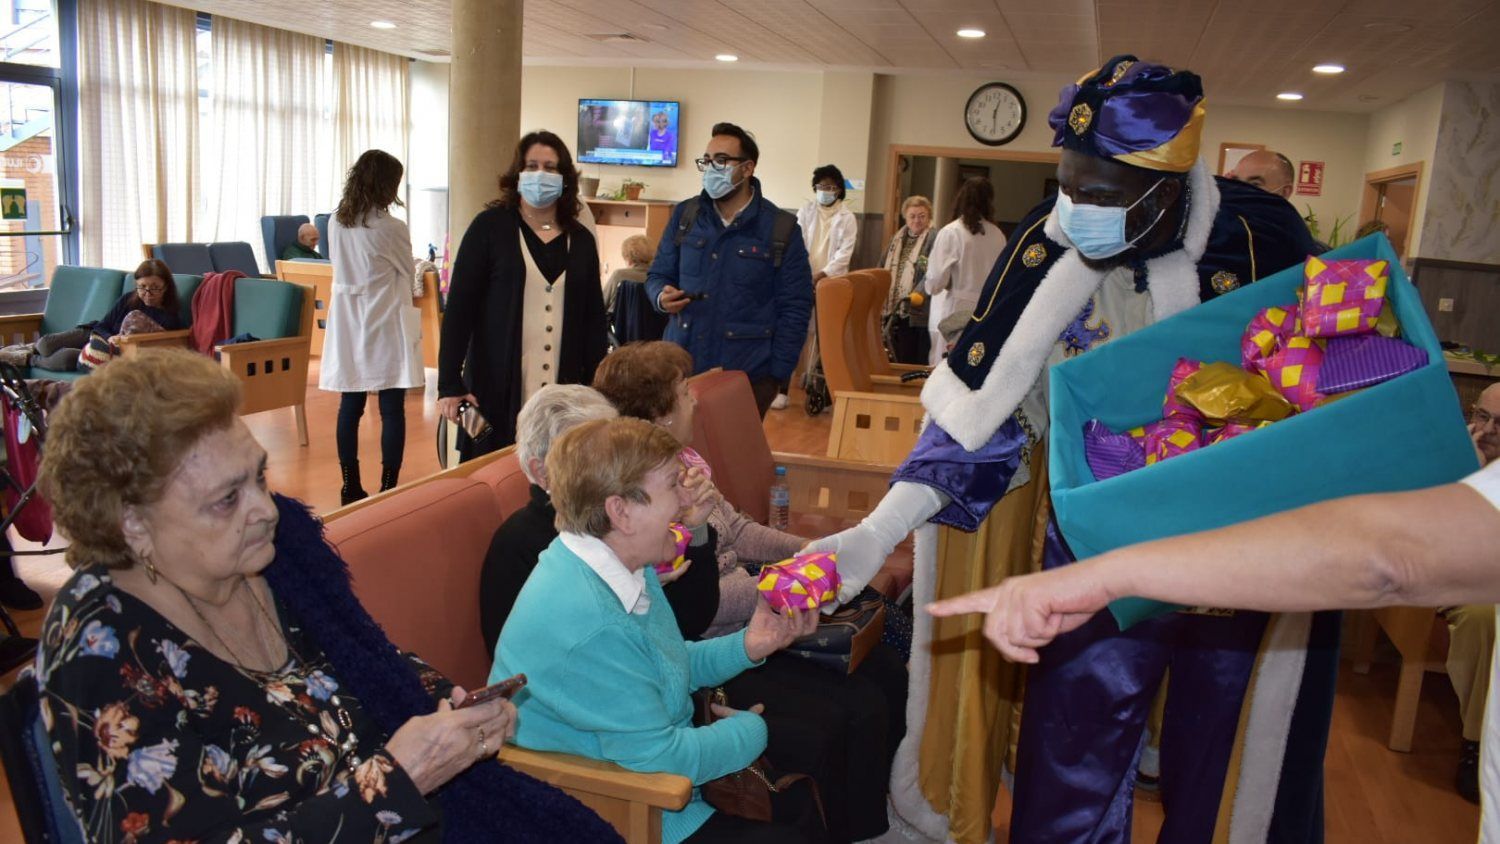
{"left": 449, "top": 0, "right": 523, "bottom": 238}
{"left": 933, "top": 156, "right": 960, "bottom": 227}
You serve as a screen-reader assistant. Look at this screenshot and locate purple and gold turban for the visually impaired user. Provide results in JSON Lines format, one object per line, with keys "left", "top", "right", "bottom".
{"left": 1047, "top": 55, "right": 1206, "bottom": 173}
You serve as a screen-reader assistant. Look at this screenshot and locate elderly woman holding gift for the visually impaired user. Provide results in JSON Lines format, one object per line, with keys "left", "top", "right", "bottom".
{"left": 35, "top": 350, "right": 615, "bottom": 843}
{"left": 593, "top": 341, "right": 909, "bottom": 843}
{"left": 491, "top": 416, "right": 819, "bottom": 844}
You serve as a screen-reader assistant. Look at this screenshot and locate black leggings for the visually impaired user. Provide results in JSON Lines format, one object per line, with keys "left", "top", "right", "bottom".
{"left": 336, "top": 389, "right": 406, "bottom": 469}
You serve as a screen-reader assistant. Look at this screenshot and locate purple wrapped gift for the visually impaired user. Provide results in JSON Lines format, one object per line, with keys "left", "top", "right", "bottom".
{"left": 1084, "top": 419, "right": 1147, "bottom": 481}
{"left": 1317, "top": 334, "right": 1429, "bottom": 394}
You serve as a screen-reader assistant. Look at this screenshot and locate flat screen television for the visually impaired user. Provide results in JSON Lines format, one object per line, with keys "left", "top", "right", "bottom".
{"left": 577, "top": 99, "right": 680, "bottom": 167}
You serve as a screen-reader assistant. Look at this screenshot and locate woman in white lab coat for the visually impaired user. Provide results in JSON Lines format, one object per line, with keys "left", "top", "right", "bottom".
{"left": 320, "top": 149, "right": 423, "bottom": 504}
{"left": 922, "top": 177, "right": 1007, "bottom": 365}
{"left": 783, "top": 164, "right": 858, "bottom": 409}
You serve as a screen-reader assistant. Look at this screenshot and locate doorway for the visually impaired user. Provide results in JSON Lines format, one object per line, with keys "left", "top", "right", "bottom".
{"left": 883, "top": 145, "right": 1059, "bottom": 247}
{"left": 1360, "top": 163, "right": 1423, "bottom": 260}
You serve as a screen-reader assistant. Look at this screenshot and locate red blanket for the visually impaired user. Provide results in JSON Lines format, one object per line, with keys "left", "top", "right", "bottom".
{"left": 190, "top": 271, "right": 244, "bottom": 355}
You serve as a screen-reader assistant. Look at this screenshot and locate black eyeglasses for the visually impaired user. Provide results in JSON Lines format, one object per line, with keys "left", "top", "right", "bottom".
{"left": 136, "top": 284, "right": 166, "bottom": 294}
{"left": 694, "top": 155, "right": 747, "bottom": 173}
{"left": 1473, "top": 407, "right": 1498, "bottom": 429}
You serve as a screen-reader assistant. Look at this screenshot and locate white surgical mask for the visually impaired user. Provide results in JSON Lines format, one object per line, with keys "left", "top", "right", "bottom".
{"left": 1055, "top": 177, "right": 1168, "bottom": 260}
{"left": 816, "top": 189, "right": 839, "bottom": 207}
{"left": 518, "top": 171, "right": 564, "bottom": 208}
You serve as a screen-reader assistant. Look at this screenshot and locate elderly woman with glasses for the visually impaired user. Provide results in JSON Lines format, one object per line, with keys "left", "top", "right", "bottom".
{"left": 491, "top": 416, "right": 820, "bottom": 844}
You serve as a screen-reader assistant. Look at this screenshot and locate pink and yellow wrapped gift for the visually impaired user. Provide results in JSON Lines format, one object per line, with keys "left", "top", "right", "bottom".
{"left": 653, "top": 523, "right": 692, "bottom": 576}
{"left": 1161, "top": 358, "right": 1204, "bottom": 421}
{"left": 756, "top": 552, "right": 841, "bottom": 611}
{"left": 1241, "top": 304, "right": 1300, "bottom": 374}
{"left": 1300, "top": 256, "right": 1389, "bottom": 338}
{"left": 1262, "top": 335, "right": 1327, "bottom": 412}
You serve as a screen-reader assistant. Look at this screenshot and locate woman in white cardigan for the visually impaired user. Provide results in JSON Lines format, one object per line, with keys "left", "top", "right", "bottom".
{"left": 922, "top": 177, "right": 1007, "bottom": 365}
{"left": 320, "top": 149, "right": 424, "bottom": 504}
{"left": 783, "top": 164, "right": 858, "bottom": 409}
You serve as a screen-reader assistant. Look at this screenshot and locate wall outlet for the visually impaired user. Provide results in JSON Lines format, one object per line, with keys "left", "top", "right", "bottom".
{"left": 1438, "top": 297, "right": 1456, "bottom": 312}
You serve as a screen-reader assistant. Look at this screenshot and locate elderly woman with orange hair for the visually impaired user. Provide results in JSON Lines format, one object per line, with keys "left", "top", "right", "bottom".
{"left": 35, "top": 349, "right": 616, "bottom": 842}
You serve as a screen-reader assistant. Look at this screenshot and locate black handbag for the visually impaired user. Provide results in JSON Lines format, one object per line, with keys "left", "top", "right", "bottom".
{"left": 782, "top": 586, "right": 886, "bottom": 674}
{"left": 691, "top": 688, "right": 826, "bottom": 829}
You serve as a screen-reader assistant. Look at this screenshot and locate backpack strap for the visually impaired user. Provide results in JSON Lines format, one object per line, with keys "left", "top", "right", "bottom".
{"left": 769, "top": 210, "right": 797, "bottom": 269}
{"left": 673, "top": 200, "right": 700, "bottom": 247}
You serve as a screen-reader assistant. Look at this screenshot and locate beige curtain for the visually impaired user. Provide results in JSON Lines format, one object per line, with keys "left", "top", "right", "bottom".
{"left": 77, "top": 0, "right": 199, "bottom": 269}
{"left": 202, "top": 16, "right": 332, "bottom": 270}
{"left": 333, "top": 42, "right": 410, "bottom": 208}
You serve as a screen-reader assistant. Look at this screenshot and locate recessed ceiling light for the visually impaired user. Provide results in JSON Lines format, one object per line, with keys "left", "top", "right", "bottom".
{"left": 370, "top": 20, "right": 396, "bottom": 29}
{"left": 956, "top": 28, "right": 986, "bottom": 39}
{"left": 1312, "top": 63, "right": 1345, "bottom": 74}
{"left": 1277, "top": 92, "right": 1304, "bottom": 101}
{"left": 715, "top": 54, "right": 738, "bottom": 62}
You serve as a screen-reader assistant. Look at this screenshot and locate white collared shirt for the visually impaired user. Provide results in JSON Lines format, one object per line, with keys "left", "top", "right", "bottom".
{"left": 1463, "top": 460, "right": 1500, "bottom": 842}
{"left": 560, "top": 532, "right": 651, "bottom": 615}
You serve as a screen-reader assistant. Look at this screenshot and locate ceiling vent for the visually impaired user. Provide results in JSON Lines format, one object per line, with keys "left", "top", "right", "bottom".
{"left": 586, "top": 32, "right": 650, "bottom": 43}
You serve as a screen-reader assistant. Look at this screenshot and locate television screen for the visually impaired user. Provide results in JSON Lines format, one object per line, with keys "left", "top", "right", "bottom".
{"left": 577, "top": 99, "right": 680, "bottom": 167}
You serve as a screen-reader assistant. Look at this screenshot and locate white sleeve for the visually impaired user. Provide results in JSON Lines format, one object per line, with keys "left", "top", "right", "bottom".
{"left": 795, "top": 203, "right": 815, "bottom": 245}
{"left": 924, "top": 226, "right": 960, "bottom": 294}
{"left": 1462, "top": 460, "right": 1500, "bottom": 510}
{"left": 825, "top": 211, "right": 857, "bottom": 277}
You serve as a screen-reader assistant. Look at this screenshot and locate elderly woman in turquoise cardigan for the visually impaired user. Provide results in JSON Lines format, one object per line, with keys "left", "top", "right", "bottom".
{"left": 491, "top": 417, "right": 820, "bottom": 844}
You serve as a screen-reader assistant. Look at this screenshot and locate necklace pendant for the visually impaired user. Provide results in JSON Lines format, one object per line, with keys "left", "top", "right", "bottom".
{"left": 541, "top": 223, "right": 553, "bottom": 231}
{"left": 306, "top": 723, "right": 319, "bottom": 735}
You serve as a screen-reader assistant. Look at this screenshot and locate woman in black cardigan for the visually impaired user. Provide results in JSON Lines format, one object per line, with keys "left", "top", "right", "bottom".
{"left": 438, "top": 130, "right": 609, "bottom": 461}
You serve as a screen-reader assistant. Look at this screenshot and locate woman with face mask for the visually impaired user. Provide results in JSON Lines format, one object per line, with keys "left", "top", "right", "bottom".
{"left": 321, "top": 150, "right": 424, "bottom": 505}
{"left": 437, "top": 130, "right": 609, "bottom": 462}
{"left": 782, "top": 164, "right": 858, "bottom": 409}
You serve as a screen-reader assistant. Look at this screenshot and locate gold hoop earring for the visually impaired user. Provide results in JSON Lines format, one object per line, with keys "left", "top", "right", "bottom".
{"left": 141, "top": 551, "right": 158, "bottom": 584}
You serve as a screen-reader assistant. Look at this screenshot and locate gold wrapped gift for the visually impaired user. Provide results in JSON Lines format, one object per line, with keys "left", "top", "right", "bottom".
{"left": 1175, "top": 361, "right": 1295, "bottom": 425}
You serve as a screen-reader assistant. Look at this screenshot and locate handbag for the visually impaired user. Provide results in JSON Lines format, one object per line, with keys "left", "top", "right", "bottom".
{"left": 692, "top": 687, "right": 826, "bottom": 827}
{"left": 456, "top": 400, "right": 493, "bottom": 440}
{"left": 782, "top": 586, "right": 887, "bottom": 674}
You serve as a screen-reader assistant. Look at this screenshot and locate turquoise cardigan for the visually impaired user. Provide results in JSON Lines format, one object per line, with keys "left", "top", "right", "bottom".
{"left": 491, "top": 536, "right": 767, "bottom": 844}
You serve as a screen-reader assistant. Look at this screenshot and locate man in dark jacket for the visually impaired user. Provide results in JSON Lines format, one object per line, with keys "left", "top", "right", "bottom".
{"left": 646, "top": 122, "right": 813, "bottom": 417}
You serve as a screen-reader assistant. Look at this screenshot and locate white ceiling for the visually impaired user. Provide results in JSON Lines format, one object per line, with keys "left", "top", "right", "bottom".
{"left": 170, "top": 0, "right": 1500, "bottom": 112}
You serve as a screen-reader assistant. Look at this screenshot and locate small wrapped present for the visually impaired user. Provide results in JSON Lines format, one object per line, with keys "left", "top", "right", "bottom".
{"left": 1161, "top": 358, "right": 1204, "bottom": 421}
{"left": 653, "top": 523, "right": 692, "bottom": 576}
{"left": 1318, "top": 334, "right": 1429, "bottom": 394}
{"left": 1375, "top": 300, "right": 1401, "bottom": 338}
{"left": 1241, "top": 305, "right": 1300, "bottom": 374}
{"left": 1176, "top": 361, "right": 1295, "bottom": 423}
{"left": 1084, "top": 419, "right": 1146, "bottom": 480}
{"left": 757, "top": 552, "right": 841, "bottom": 611}
{"left": 1139, "top": 415, "right": 1203, "bottom": 465}
{"left": 678, "top": 446, "right": 712, "bottom": 480}
{"left": 1205, "top": 420, "right": 1271, "bottom": 446}
{"left": 1262, "top": 336, "right": 1327, "bottom": 411}
{"left": 1301, "top": 256, "right": 1389, "bottom": 337}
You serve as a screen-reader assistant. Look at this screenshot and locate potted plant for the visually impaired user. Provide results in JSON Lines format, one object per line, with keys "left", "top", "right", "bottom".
{"left": 621, "top": 179, "right": 646, "bottom": 201}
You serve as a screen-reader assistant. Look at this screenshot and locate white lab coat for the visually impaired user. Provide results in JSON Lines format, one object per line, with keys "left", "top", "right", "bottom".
{"left": 319, "top": 209, "right": 424, "bottom": 392}
{"left": 796, "top": 201, "right": 858, "bottom": 278}
{"left": 922, "top": 218, "right": 1007, "bottom": 365}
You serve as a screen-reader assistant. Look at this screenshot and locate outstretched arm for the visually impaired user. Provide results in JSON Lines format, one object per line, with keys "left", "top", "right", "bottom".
{"left": 931, "top": 477, "right": 1500, "bottom": 663}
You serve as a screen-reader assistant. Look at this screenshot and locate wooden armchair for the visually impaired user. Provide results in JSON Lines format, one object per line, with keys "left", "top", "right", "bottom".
{"left": 859, "top": 267, "right": 930, "bottom": 379}
{"left": 1350, "top": 607, "right": 1449, "bottom": 752}
{"left": 276, "top": 260, "right": 333, "bottom": 357}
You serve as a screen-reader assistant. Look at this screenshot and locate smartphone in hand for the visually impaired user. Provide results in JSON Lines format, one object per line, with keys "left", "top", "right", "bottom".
{"left": 455, "top": 674, "right": 527, "bottom": 709}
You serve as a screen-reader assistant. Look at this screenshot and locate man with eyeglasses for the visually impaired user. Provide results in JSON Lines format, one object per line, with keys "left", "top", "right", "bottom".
{"left": 646, "top": 122, "right": 812, "bottom": 417}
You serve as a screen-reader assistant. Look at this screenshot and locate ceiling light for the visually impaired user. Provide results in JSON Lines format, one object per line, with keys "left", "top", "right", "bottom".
{"left": 956, "top": 28, "right": 986, "bottom": 39}
{"left": 1312, "top": 63, "right": 1345, "bottom": 74}
{"left": 370, "top": 20, "right": 396, "bottom": 29}
{"left": 1277, "top": 92, "right": 1304, "bottom": 101}
{"left": 715, "top": 54, "right": 738, "bottom": 62}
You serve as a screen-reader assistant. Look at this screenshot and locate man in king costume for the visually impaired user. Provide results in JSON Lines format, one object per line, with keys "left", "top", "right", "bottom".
{"left": 811, "top": 56, "right": 1333, "bottom": 842}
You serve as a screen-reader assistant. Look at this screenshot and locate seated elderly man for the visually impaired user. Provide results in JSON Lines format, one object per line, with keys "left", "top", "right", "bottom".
{"left": 1226, "top": 148, "right": 1296, "bottom": 200}
{"left": 280, "top": 222, "right": 323, "bottom": 260}
{"left": 492, "top": 416, "right": 822, "bottom": 844}
{"left": 35, "top": 350, "right": 613, "bottom": 842}
{"left": 479, "top": 383, "right": 720, "bottom": 654}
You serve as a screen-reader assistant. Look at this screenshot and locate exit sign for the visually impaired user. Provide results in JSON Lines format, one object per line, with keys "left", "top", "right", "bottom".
{"left": 1392, "top": 141, "right": 1402, "bottom": 156}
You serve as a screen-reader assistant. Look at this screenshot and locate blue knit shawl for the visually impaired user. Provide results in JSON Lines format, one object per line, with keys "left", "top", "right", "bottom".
{"left": 263, "top": 495, "right": 622, "bottom": 843}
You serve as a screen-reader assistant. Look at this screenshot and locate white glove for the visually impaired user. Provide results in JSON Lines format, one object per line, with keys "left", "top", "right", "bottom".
{"left": 802, "top": 481, "right": 947, "bottom": 605}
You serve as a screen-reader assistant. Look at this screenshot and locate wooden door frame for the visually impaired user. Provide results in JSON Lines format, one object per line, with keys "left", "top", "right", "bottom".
{"left": 1360, "top": 162, "right": 1424, "bottom": 258}
{"left": 883, "top": 144, "right": 1060, "bottom": 246}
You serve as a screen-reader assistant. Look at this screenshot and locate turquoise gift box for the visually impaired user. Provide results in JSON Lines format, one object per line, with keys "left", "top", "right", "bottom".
{"left": 1047, "top": 234, "right": 1479, "bottom": 628}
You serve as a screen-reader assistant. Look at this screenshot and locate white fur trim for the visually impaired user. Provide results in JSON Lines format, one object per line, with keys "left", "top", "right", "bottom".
{"left": 922, "top": 160, "right": 1220, "bottom": 452}
{"left": 885, "top": 524, "right": 956, "bottom": 843}
{"left": 1227, "top": 612, "right": 1312, "bottom": 844}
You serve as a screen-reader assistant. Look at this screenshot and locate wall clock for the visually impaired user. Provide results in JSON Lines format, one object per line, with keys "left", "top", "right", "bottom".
{"left": 964, "top": 82, "right": 1026, "bottom": 146}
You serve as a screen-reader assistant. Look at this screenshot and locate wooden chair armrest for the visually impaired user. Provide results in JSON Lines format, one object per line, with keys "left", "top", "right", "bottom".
{"left": 831, "top": 389, "right": 924, "bottom": 405}
{"left": 772, "top": 451, "right": 899, "bottom": 476}
{"left": 215, "top": 335, "right": 309, "bottom": 358}
{"left": 117, "top": 329, "right": 193, "bottom": 356}
{"left": 497, "top": 746, "right": 691, "bottom": 810}
{"left": 0, "top": 313, "right": 43, "bottom": 339}
{"left": 888, "top": 363, "right": 931, "bottom": 374}
{"left": 869, "top": 373, "right": 923, "bottom": 391}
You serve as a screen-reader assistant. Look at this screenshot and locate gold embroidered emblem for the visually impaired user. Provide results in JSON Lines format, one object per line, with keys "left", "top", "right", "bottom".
{"left": 1022, "top": 243, "right": 1047, "bottom": 268}
{"left": 1210, "top": 270, "right": 1240, "bottom": 295}
{"left": 1068, "top": 103, "right": 1093, "bottom": 135}
{"left": 966, "top": 342, "right": 986, "bottom": 367}
{"left": 1103, "top": 60, "right": 1134, "bottom": 87}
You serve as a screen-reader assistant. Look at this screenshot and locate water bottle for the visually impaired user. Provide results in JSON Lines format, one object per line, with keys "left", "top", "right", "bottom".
{"left": 769, "top": 466, "right": 790, "bottom": 531}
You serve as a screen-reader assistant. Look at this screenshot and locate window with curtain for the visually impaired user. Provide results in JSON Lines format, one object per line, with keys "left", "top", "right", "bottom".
{"left": 77, "top": 0, "right": 410, "bottom": 272}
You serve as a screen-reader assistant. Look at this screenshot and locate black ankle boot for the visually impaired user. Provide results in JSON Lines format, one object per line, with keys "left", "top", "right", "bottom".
{"left": 339, "top": 462, "right": 368, "bottom": 506}
{"left": 379, "top": 465, "right": 400, "bottom": 493}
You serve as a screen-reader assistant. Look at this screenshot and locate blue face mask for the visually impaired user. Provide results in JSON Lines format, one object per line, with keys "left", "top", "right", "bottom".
{"left": 702, "top": 164, "right": 742, "bottom": 200}
{"left": 816, "top": 189, "right": 839, "bottom": 207}
{"left": 1055, "top": 177, "right": 1168, "bottom": 260}
{"left": 518, "top": 170, "right": 564, "bottom": 208}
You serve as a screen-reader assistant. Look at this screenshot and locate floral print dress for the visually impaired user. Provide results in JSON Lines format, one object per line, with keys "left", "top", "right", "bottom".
{"left": 37, "top": 564, "right": 444, "bottom": 843}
